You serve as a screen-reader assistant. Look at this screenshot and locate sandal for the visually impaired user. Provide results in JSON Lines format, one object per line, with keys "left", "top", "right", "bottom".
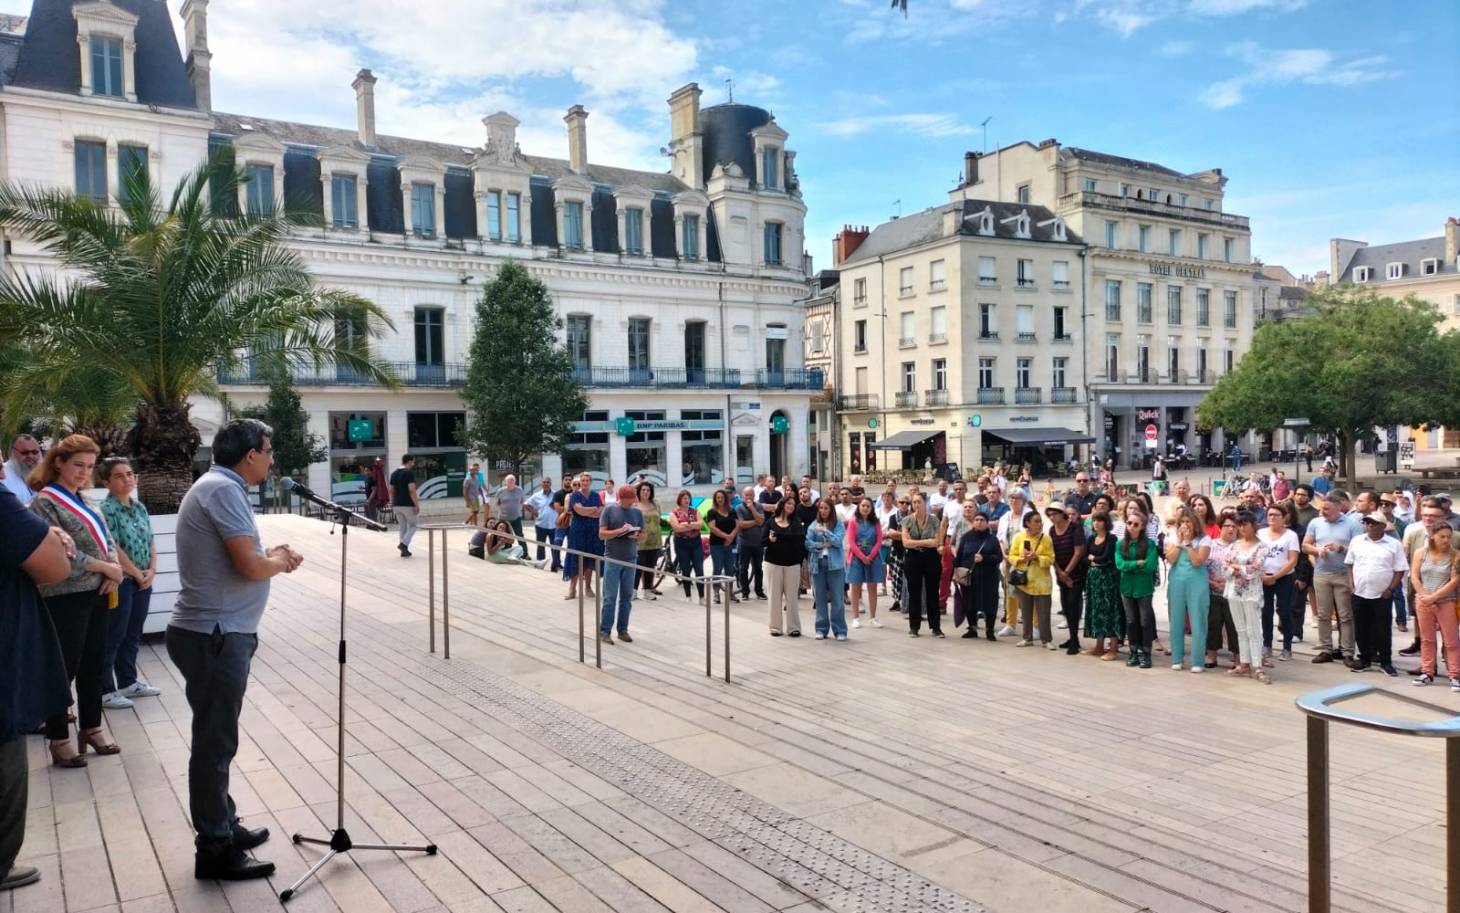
{"left": 1227, "top": 665, "right": 1249, "bottom": 676}
{"left": 80, "top": 728, "right": 120, "bottom": 756}
{"left": 49, "top": 739, "right": 86, "bottom": 768}
{"left": 1254, "top": 670, "right": 1271, "bottom": 685}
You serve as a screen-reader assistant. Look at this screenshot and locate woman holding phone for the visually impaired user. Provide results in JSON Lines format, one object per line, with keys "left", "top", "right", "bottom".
{"left": 764, "top": 497, "right": 806, "bottom": 636}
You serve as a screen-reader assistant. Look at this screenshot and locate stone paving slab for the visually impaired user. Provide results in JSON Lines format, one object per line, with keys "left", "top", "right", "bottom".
{"left": 4, "top": 514, "right": 1453, "bottom": 913}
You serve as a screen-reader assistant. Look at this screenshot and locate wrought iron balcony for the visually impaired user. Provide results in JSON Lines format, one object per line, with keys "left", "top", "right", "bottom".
{"left": 929, "top": 332, "right": 947, "bottom": 344}
{"left": 1057, "top": 189, "right": 1251, "bottom": 230}
{"left": 977, "top": 387, "right": 1005, "bottom": 405}
{"left": 894, "top": 391, "right": 919, "bottom": 408}
{"left": 898, "top": 336, "right": 917, "bottom": 348}
{"left": 1017, "top": 331, "right": 1037, "bottom": 343}
{"left": 217, "top": 361, "right": 466, "bottom": 387}
{"left": 925, "top": 389, "right": 950, "bottom": 407}
{"left": 570, "top": 366, "right": 824, "bottom": 390}
{"left": 1051, "top": 386, "right": 1079, "bottom": 404}
{"left": 979, "top": 330, "right": 999, "bottom": 340}
{"left": 838, "top": 393, "right": 879, "bottom": 411}
{"left": 1015, "top": 387, "right": 1042, "bottom": 404}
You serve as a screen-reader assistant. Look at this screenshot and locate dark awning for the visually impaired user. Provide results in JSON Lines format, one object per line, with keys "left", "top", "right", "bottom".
{"left": 870, "top": 429, "right": 944, "bottom": 450}
{"left": 983, "top": 427, "right": 1094, "bottom": 447}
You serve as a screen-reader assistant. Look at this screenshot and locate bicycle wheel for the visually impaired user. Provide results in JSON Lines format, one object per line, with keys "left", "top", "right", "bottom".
{"left": 654, "top": 546, "right": 673, "bottom": 589}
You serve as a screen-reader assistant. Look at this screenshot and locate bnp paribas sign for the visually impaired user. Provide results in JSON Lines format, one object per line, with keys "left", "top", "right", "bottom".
{"left": 1147, "top": 260, "right": 1207, "bottom": 279}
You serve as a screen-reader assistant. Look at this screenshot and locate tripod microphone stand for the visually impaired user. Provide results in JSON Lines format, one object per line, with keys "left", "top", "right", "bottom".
{"left": 276, "top": 479, "right": 436, "bottom": 903}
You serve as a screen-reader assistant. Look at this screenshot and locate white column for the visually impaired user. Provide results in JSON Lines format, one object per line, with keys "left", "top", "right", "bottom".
{"left": 77, "top": 35, "right": 93, "bottom": 95}
{"left": 435, "top": 184, "right": 446, "bottom": 238}
{"left": 787, "top": 407, "right": 809, "bottom": 479}
{"left": 307, "top": 407, "right": 331, "bottom": 494}
{"left": 122, "top": 39, "right": 137, "bottom": 102}
{"left": 402, "top": 184, "right": 414, "bottom": 236}
{"left": 609, "top": 432, "right": 628, "bottom": 485}
{"left": 320, "top": 174, "right": 334, "bottom": 228}
{"left": 665, "top": 432, "right": 684, "bottom": 490}
{"left": 105, "top": 138, "right": 119, "bottom": 204}
{"left": 357, "top": 175, "right": 369, "bottom": 232}
{"left": 582, "top": 199, "right": 595, "bottom": 252}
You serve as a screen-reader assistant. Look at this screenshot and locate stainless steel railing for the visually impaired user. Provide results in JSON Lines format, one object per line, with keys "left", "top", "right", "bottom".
{"left": 419, "top": 523, "right": 736, "bottom": 681}
{"left": 1295, "top": 682, "right": 1460, "bottom": 913}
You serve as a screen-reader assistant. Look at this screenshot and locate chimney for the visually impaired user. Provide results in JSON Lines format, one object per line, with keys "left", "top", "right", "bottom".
{"left": 667, "top": 83, "right": 704, "bottom": 189}
{"left": 962, "top": 151, "right": 978, "bottom": 187}
{"left": 180, "top": 0, "right": 211, "bottom": 111}
{"left": 832, "top": 225, "right": 870, "bottom": 266}
{"left": 1446, "top": 217, "right": 1459, "bottom": 266}
{"left": 352, "top": 69, "right": 378, "bottom": 147}
{"left": 565, "top": 105, "right": 588, "bottom": 174}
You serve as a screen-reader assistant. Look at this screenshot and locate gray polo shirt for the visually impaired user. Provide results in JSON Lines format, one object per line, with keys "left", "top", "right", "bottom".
{"left": 494, "top": 486, "right": 526, "bottom": 521}
{"left": 600, "top": 504, "right": 643, "bottom": 564}
{"left": 171, "top": 467, "right": 270, "bottom": 635}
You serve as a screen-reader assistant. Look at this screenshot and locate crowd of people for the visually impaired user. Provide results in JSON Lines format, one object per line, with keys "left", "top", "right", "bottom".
{"left": 462, "top": 461, "right": 1457, "bottom": 694}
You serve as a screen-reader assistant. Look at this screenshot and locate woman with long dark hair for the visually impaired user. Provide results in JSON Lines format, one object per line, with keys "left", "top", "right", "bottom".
{"left": 846, "top": 497, "right": 884, "bottom": 628}
{"left": 764, "top": 497, "right": 805, "bottom": 636}
{"left": 1114, "top": 507, "right": 1158, "bottom": 669}
{"left": 900, "top": 493, "right": 944, "bottom": 637}
{"left": 635, "top": 482, "right": 662, "bottom": 600}
{"left": 28, "top": 434, "right": 125, "bottom": 766}
{"left": 1082, "top": 511, "right": 1123, "bottom": 659}
{"left": 707, "top": 489, "right": 740, "bottom": 603}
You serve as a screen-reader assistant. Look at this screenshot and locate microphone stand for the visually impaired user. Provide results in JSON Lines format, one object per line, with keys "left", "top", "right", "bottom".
{"left": 278, "top": 484, "right": 436, "bottom": 903}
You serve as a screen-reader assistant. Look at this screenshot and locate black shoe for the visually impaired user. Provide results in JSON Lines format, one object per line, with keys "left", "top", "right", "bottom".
{"left": 1312, "top": 651, "right": 1334, "bottom": 663}
{"left": 961, "top": 629, "right": 978, "bottom": 638}
{"left": 932, "top": 630, "right": 945, "bottom": 638}
{"left": 788, "top": 630, "right": 801, "bottom": 638}
{"left": 232, "top": 823, "right": 269, "bottom": 851}
{"left": 1126, "top": 650, "right": 1141, "bottom": 667}
{"left": 1398, "top": 643, "right": 1421, "bottom": 657}
{"left": 1351, "top": 662, "right": 1371, "bottom": 673}
{"left": 1065, "top": 644, "right": 1081, "bottom": 655}
{"left": 1138, "top": 650, "right": 1152, "bottom": 669}
{"left": 755, "top": 592, "right": 767, "bottom": 600}
{"left": 195, "top": 849, "right": 276, "bottom": 881}
{"left": 617, "top": 631, "right": 633, "bottom": 643}
{"left": 985, "top": 629, "right": 996, "bottom": 641}
{"left": 1381, "top": 664, "right": 1399, "bottom": 677}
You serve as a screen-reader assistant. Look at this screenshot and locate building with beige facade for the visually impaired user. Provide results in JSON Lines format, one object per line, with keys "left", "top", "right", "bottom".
{"left": 953, "top": 141, "right": 1259, "bottom": 467}
{"left": 801, "top": 270, "right": 838, "bottom": 478}
{"left": 831, "top": 201, "right": 1090, "bottom": 476}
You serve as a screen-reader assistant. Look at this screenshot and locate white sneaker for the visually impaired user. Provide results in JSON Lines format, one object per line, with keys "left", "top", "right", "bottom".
{"left": 121, "top": 681, "right": 161, "bottom": 698}
{"left": 534, "top": 557, "right": 550, "bottom": 569}
{"left": 851, "top": 618, "right": 862, "bottom": 629}
{"left": 1190, "top": 666, "right": 1205, "bottom": 673}
{"left": 644, "top": 591, "right": 657, "bottom": 601}
{"left": 1044, "top": 642, "right": 1059, "bottom": 651}
{"left": 102, "top": 691, "right": 134, "bottom": 710}
{"left": 1015, "top": 639, "right": 1033, "bottom": 647}
{"left": 869, "top": 617, "right": 883, "bottom": 628}
{"left": 814, "top": 632, "right": 828, "bottom": 640}
{"left": 1172, "top": 664, "right": 1183, "bottom": 671}
{"left": 996, "top": 624, "right": 1015, "bottom": 637}
{"left": 1057, "top": 619, "right": 1069, "bottom": 629}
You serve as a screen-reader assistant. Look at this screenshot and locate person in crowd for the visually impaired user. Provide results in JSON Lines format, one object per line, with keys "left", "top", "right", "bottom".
{"left": 936, "top": 481, "right": 968, "bottom": 612}
{"left": 668, "top": 489, "right": 704, "bottom": 600}
{"left": 1170, "top": 478, "right": 1191, "bottom": 507}
{"left": 1258, "top": 504, "right": 1301, "bottom": 662}
{"left": 2, "top": 434, "right": 41, "bottom": 505}
{"left": 1010, "top": 511, "right": 1055, "bottom": 649}
{"left": 1305, "top": 492, "right": 1362, "bottom": 666}
{"left": 1083, "top": 495, "right": 1116, "bottom": 535}
{"left": 846, "top": 497, "right": 884, "bottom": 629}
{"left": 795, "top": 486, "right": 817, "bottom": 594}
{"left": 996, "top": 489, "right": 1034, "bottom": 636}
{"left": 928, "top": 479, "right": 950, "bottom": 515}
{"left": 169, "top": 419, "right": 301, "bottom": 880}
{"left": 550, "top": 475, "right": 574, "bottom": 574}
{"left": 1165, "top": 508, "right": 1212, "bottom": 673}
{"left": 1189, "top": 495, "right": 1220, "bottom": 540}
{"left": 955, "top": 510, "right": 1002, "bottom": 640}
{"left": 492, "top": 474, "right": 527, "bottom": 548}
{"left": 597, "top": 485, "right": 645, "bottom": 644}
{"left": 1064, "top": 472, "right": 1098, "bottom": 518}
{"left": 1399, "top": 498, "right": 1445, "bottom": 662}
{"left": 1082, "top": 511, "right": 1123, "bottom": 660}
{"left": 1376, "top": 494, "right": 1410, "bottom": 631}
{"left": 800, "top": 474, "right": 821, "bottom": 502}
{"left": 900, "top": 492, "right": 945, "bottom": 638}
{"left": 807, "top": 499, "right": 848, "bottom": 640}
{"left": 1345, "top": 511, "right": 1407, "bottom": 676}
{"left": 1225, "top": 511, "right": 1270, "bottom": 683}
{"left": 1204, "top": 513, "right": 1241, "bottom": 669}
{"left": 27, "top": 435, "right": 125, "bottom": 768}
{"left": 707, "top": 489, "right": 740, "bottom": 604}
{"left": 980, "top": 485, "right": 1009, "bottom": 523}
{"left": 735, "top": 487, "right": 766, "bottom": 600}
{"left": 463, "top": 463, "right": 483, "bottom": 526}
{"left": 635, "top": 482, "right": 664, "bottom": 600}
{"left": 97, "top": 458, "right": 162, "bottom": 710}
{"left": 1351, "top": 490, "right": 1380, "bottom": 520}
{"left": 882, "top": 492, "right": 906, "bottom": 612}
{"left": 758, "top": 478, "right": 784, "bottom": 509}
{"left": 599, "top": 477, "right": 617, "bottom": 506}
{"left": 764, "top": 497, "right": 805, "bottom": 637}
{"left": 1410, "top": 523, "right": 1460, "bottom": 690}
{"left": 833, "top": 487, "right": 856, "bottom": 525}
{"left": 846, "top": 476, "right": 865, "bottom": 500}
{"left": 1046, "top": 504, "right": 1086, "bottom": 654}
{"left": 390, "top": 454, "right": 420, "bottom": 557}
{"left": 944, "top": 501, "right": 979, "bottom": 626}
{"left": 1151, "top": 454, "right": 1167, "bottom": 486}
{"left": 471, "top": 519, "right": 548, "bottom": 567}
{"left": 1115, "top": 508, "right": 1158, "bottom": 669}
{"left": 524, "top": 477, "right": 557, "bottom": 570}
{"left": 1311, "top": 467, "right": 1334, "bottom": 497}
{"left": 0, "top": 461, "right": 72, "bottom": 893}
{"left": 1270, "top": 470, "right": 1293, "bottom": 503}
{"left": 825, "top": 481, "right": 841, "bottom": 507}
{"left": 564, "top": 472, "right": 604, "bottom": 600}
{"left": 363, "top": 457, "right": 388, "bottom": 522}
{"left": 1394, "top": 490, "right": 1416, "bottom": 526}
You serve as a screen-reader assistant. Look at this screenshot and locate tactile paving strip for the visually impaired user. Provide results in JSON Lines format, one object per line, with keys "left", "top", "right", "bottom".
{"left": 411, "top": 653, "right": 987, "bottom": 913}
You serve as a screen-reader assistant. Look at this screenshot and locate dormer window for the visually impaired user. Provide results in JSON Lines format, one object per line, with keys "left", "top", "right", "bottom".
{"left": 91, "top": 36, "right": 123, "bottom": 97}
{"left": 1001, "top": 209, "right": 1031, "bottom": 239}
{"left": 410, "top": 183, "right": 436, "bottom": 238}
{"left": 1037, "top": 215, "right": 1067, "bottom": 242}
{"left": 623, "top": 207, "right": 644, "bottom": 255}
{"left": 971, "top": 206, "right": 994, "bottom": 236}
{"left": 761, "top": 147, "right": 779, "bottom": 190}
{"left": 681, "top": 214, "right": 699, "bottom": 260}
{"left": 563, "top": 200, "right": 584, "bottom": 249}
{"left": 245, "top": 163, "right": 274, "bottom": 216}
{"left": 1422, "top": 257, "right": 1439, "bottom": 276}
{"left": 1353, "top": 265, "right": 1372, "bottom": 282}
{"left": 1386, "top": 262, "right": 1403, "bottom": 280}
{"left": 750, "top": 119, "right": 789, "bottom": 195}
{"left": 671, "top": 189, "right": 708, "bottom": 261}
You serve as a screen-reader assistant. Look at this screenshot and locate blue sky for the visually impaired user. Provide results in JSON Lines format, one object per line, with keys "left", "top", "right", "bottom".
{"left": 7, "top": 0, "right": 1454, "bottom": 276}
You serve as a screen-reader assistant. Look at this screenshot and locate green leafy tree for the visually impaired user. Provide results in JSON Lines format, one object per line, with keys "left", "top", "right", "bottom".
{"left": 0, "top": 148, "right": 395, "bottom": 511}
{"left": 1198, "top": 287, "right": 1450, "bottom": 481}
{"left": 239, "top": 369, "right": 327, "bottom": 507}
{"left": 461, "top": 260, "right": 588, "bottom": 481}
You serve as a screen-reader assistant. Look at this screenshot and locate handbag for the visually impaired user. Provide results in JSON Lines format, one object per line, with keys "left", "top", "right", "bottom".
{"left": 555, "top": 504, "right": 572, "bottom": 529}
{"left": 1008, "top": 534, "right": 1041, "bottom": 587}
{"left": 952, "top": 566, "right": 972, "bottom": 587}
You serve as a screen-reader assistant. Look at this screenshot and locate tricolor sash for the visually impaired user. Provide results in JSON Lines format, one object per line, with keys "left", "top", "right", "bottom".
{"left": 39, "top": 483, "right": 109, "bottom": 554}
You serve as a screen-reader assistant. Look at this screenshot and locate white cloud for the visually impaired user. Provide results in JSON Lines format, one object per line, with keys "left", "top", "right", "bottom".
{"left": 1199, "top": 42, "right": 1398, "bottom": 108}
{"left": 1069, "top": 0, "right": 1308, "bottom": 35}
{"left": 1188, "top": 0, "right": 1307, "bottom": 14}
{"left": 1158, "top": 40, "right": 1194, "bottom": 56}
{"left": 815, "top": 113, "right": 975, "bottom": 138}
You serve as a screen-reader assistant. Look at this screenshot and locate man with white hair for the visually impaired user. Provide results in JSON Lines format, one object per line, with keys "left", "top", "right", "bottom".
{"left": 1, "top": 435, "right": 41, "bottom": 505}
{"left": 492, "top": 474, "right": 527, "bottom": 550}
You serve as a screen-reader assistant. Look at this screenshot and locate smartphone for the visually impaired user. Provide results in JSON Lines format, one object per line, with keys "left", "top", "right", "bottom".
{"left": 1023, "top": 541, "right": 1031, "bottom": 553}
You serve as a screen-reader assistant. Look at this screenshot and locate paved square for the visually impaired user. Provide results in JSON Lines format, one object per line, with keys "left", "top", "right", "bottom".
{"left": 6, "top": 515, "right": 1451, "bottom": 913}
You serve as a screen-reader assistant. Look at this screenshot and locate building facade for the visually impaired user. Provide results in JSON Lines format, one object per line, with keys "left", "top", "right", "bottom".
{"left": 832, "top": 200, "right": 1090, "bottom": 477}
{"left": 0, "top": 0, "right": 817, "bottom": 499}
{"left": 801, "top": 270, "right": 838, "bottom": 480}
{"left": 952, "top": 141, "right": 1259, "bottom": 467}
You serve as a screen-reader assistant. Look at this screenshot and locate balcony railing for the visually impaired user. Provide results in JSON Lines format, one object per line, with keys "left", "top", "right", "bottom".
{"left": 894, "top": 391, "right": 919, "bottom": 408}
{"left": 1057, "top": 189, "right": 1251, "bottom": 230}
{"left": 929, "top": 332, "right": 947, "bottom": 344}
{"left": 1015, "top": 387, "right": 1042, "bottom": 404}
{"left": 1017, "top": 331, "right": 1037, "bottom": 343}
{"left": 925, "top": 389, "right": 950, "bottom": 407}
{"left": 1051, "top": 386, "right": 1079, "bottom": 404}
{"left": 899, "top": 336, "right": 916, "bottom": 348}
{"left": 979, "top": 276, "right": 997, "bottom": 285}
{"left": 1053, "top": 280, "right": 1071, "bottom": 289}
{"left": 838, "top": 393, "right": 879, "bottom": 411}
{"left": 572, "top": 366, "right": 824, "bottom": 390}
{"left": 1105, "top": 305, "right": 1121, "bottom": 321}
{"left": 1052, "top": 333, "right": 1074, "bottom": 343}
{"left": 1016, "top": 278, "right": 1036, "bottom": 288}
{"left": 977, "top": 387, "right": 1005, "bottom": 405}
{"left": 979, "top": 330, "right": 999, "bottom": 340}
{"left": 218, "top": 361, "right": 466, "bottom": 387}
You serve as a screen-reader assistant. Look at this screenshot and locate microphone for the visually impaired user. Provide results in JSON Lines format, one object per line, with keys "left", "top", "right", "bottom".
{"left": 280, "top": 477, "right": 322, "bottom": 502}
{"left": 281, "top": 477, "right": 386, "bottom": 531}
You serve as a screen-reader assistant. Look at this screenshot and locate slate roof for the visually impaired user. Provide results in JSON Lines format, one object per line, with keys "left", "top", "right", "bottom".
{"left": 1338, "top": 236, "right": 1455, "bottom": 283}
{"left": 1065, "top": 147, "right": 1190, "bottom": 180}
{"left": 0, "top": 32, "right": 22, "bottom": 87}
{"left": 840, "top": 199, "right": 1082, "bottom": 266}
{"left": 10, "top": 0, "right": 196, "bottom": 108}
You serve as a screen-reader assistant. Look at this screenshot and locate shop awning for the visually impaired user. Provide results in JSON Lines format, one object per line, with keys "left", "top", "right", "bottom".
{"left": 983, "top": 427, "right": 1094, "bottom": 447}
{"left": 869, "top": 429, "right": 943, "bottom": 450}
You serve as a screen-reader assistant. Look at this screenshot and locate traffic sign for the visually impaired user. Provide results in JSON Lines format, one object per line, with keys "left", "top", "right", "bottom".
{"left": 615, "top": 416, "right": 637, "bottom": 436}
{"left": 1144, "top": 424, "right": 1158, "bottom": 441}
{"left": 770, "top": 415, "right": 789, "bottom": 434}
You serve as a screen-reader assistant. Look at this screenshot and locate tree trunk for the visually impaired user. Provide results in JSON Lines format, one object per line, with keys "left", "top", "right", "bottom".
{"left": 1336, "top": 429, "right": 1353, "bottom": 484}
{"left": 130, "top": 398, "right": 204, "bottom": 514}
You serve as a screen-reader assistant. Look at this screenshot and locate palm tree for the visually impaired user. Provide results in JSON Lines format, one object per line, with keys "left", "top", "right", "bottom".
{"left": 0, "top": 149, "right": 396, "bottom": 511}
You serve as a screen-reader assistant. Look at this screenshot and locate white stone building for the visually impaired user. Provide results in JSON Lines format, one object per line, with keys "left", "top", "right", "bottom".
{"left": 0, "top": 0, "right": 817, "bottom": 499}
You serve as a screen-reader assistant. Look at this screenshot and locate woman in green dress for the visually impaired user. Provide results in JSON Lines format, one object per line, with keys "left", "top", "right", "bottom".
{"left": 1082, "top": 511, "right": 1123, "bottom": 659}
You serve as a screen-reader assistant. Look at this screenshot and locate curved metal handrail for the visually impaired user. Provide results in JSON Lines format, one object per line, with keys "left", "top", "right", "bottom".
{"left": 1295, "top": 682, "right": 1460, "bottom": 738}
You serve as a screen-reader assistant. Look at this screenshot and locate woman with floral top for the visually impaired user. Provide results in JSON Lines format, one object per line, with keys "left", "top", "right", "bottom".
{"left": 1225, "top": 510, "right": 1270, "bottom": 683}
{"left": 98, "top": 457, "right": 162, "bottom": 710}
{"left": 1203, "top": 514, "right": 1242, "bottom": 669}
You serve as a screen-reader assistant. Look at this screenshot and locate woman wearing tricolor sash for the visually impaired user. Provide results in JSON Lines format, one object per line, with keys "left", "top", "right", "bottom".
{"left": 26, "top": 435, "right": 125, "bottom": 767}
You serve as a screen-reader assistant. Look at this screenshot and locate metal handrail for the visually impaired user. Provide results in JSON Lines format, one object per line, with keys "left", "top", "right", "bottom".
{"left": 1295, "top": 682, "right": 1459, "bottom": 912}
{"left": 419, "top": 522, "right": 735, "bottom": 681}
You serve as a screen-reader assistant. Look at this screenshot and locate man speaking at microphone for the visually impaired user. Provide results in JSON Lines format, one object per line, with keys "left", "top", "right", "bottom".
{"left": 167, "top": 419, "right": 303, "bottom": 881}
